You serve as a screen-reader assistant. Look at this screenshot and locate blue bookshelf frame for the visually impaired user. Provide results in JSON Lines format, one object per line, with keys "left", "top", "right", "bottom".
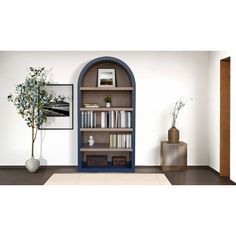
{"left": 78, "top": 56, "right": 136, "bottom": 172}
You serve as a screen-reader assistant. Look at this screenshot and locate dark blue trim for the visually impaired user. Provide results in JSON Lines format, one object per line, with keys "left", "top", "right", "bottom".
{"left": 78, "top": 56, "right": 136, "bottom": 172}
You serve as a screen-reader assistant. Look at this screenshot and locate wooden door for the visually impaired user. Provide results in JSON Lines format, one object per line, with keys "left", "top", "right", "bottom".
{"left": 220, "top": 57, "right": 230, "bottom": 177}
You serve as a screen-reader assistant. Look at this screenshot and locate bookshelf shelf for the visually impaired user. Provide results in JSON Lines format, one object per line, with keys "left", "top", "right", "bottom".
{"left": 80, "top": 128, "right": 133, "bottom": 132}
{"left": 78, "top": 56, "right": 136, "bottom": 172}
{"left": 80, "top": 87, "right": 133, "bottom": 91}
{"left": 80, "top": 107, "right": 133, "bottom": 111}
{"left": 81, "top": 143, "right": 133, "bottom": 152}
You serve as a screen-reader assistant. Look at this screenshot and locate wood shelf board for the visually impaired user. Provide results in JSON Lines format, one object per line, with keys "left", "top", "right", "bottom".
{"left": 80, "top": 128, "right": 133, "bottom": 132}
{"left": 80, "top": 87, "right": 133, "bottom": 91}
{"left": 80, "top": 162, "right": 133, "bottom": 172}
{"left": 80, "top": 107, "right": 133, "bottom": 111}
{"left": 80, "top": 143, "right": 133, "bottom": 152}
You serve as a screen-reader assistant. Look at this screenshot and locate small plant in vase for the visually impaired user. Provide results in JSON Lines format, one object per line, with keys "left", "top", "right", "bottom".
{"left": 168, "top": 97, "right": 192, "bottom": 143}
{"left": 8, "top": 67, "right": 65, "bottom": 172}
{"left": 104, "top": 95, "right": 112, "bottom": 108}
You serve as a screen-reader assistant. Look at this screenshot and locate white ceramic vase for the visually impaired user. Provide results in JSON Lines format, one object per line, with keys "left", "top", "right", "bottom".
{"left": 25, "top": 158, "right": 40, "bottom": 173}
{"left": 106, "top": 102, "right": 111, "bottom": 108}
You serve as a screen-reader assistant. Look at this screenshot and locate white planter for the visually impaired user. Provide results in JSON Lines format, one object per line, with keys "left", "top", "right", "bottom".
{"left": 25, "top": 158, "right": 40, "bottom": 173}
{"left": 106, "top": 102, "right": 111, "bottom": 108}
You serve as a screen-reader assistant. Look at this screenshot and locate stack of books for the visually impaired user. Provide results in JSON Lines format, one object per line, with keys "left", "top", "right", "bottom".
{"left": 81, "top": 111, "right": 97, "bottom": 128}
{"left": 109, "top": 134, "right": 132, "bottom": 148}
{"left": 84, "top": 103, "right": 99, "bottom": 108}
{"left": 101, "top": 111, "right": 131, "bottom": 128}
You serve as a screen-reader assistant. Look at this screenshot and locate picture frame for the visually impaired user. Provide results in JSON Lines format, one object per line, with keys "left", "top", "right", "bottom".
{"left": 97, "top": 69, "right": 116, "bottom": 87}
{"left": 38, "top": 84, "right": 73, "bottom": 130}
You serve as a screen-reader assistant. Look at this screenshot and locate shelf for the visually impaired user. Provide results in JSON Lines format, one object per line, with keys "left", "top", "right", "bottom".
{"left": 80, "top": 162, "right": 132, "bottom": 172}
{"left": 80, "top": 87, "right": 133, "bottom": 91}
{"left": 80, "top": 143, "right": 133, "bottom": 152}
{"left": 80, "top": 127, "right": 133, "bottom": 132}
{"left": 80, "top": 107, "right": 133, "bottom": 111}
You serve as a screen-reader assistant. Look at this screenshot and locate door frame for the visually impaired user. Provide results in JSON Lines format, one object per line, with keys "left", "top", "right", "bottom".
{"left": 220, "top": 57, "right": 230, "bottom": 177}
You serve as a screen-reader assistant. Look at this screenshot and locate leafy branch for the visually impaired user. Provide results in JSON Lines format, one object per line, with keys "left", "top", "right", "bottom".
{"left": 171, "top": 97, "right": 193, "bottom": 127}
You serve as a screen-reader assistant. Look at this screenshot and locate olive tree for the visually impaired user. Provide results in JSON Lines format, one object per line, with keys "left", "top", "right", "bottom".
{"left": 8, "top": 67, "right": 61, "bottom": 159}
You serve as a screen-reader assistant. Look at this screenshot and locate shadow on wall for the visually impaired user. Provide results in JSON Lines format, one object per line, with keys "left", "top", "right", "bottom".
{"left": 39, "top": 130, "right": 47, "bottom": 165}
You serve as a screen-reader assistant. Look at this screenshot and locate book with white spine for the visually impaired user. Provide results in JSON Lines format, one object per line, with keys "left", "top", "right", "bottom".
{"left": 101, "top": 112, "right": 105, "bottom": 128}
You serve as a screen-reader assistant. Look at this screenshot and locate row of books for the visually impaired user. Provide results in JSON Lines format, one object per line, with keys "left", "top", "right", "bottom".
{"left": 109, "top": 134, "right": 132, "bottom": 148}
{"left": 81, "top": 111, "right": 97, "bottom": 128}
{"left": 101, "top": 111, "right": 131, "bottom": 128}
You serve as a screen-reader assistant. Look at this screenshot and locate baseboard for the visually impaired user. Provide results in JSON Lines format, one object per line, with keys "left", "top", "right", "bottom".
{"left": 0, "top": 165, "right": 210, "bottom": 168}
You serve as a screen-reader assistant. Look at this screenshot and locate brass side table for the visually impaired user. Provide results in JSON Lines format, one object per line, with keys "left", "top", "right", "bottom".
{"left": 161, "top": 141, "right": 187, "bottom": 171}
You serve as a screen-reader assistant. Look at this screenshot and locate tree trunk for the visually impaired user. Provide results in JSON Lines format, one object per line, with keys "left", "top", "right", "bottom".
{"left": 31, "top": 108, "right": 35, "bottom": 159}
{"left": 31, "top": 126, "right": 34, "bottom": 159}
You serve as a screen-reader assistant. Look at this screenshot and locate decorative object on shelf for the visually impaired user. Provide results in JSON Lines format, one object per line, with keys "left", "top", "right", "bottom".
{"left": 88, "top": 135, "right": 95, "bottom": 146}
{"left": 86, "top": 155, "right": 108, "bottom": 167}
{"left": 104, "top": 95, "right": 112, "bottom": 107}
{"left": 98, "top": 69, "right": 116, "bottom": 87}
{"left": 168, "top": 97, "right": 192, "bottom": 143}
{"left": 112, "top": 156, "right": 127, "bottom": 166}
{"left": 39, "top": 84, "right": 74, "bottom": 130}
{"left": 7, "top": 67, "right": 65, "bottom": 172}
{"left": 84, "top": 103, "right": 99, "bottom": 108}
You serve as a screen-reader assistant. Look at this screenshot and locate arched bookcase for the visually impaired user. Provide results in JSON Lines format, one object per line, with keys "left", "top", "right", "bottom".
{"left": 78, "top": 56, "right": 136, "bottom": 172}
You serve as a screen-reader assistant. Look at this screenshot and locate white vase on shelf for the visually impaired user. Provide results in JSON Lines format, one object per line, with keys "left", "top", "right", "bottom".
{"left": 106, "top": 102, "right": 111, "bottom": 108}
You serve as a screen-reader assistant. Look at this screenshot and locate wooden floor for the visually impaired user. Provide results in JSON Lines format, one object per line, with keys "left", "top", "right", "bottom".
{"left": 0, "top": 166, "right": 235, "bottom": 185}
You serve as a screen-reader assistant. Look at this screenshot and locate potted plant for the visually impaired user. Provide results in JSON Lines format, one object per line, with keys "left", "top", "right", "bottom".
{"left": 104, "top": 95, "right": 112, "bottom": 108}
{"left": 7, "top": 67, "right": 64, "bottom": 172}
{"left": 169, "top": 97, "right": 192, "bottom": 143}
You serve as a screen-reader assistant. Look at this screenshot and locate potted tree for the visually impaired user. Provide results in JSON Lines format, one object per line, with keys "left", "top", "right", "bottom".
{"left": 8, "top": 67, "right": 63, "bottom": 172}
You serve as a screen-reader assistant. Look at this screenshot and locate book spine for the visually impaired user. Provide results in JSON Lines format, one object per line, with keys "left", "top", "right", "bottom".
{"left": 90, "top": 111, "right": 93, "bottom": 128}
{"left": 93, "top": 112, "right": 97, "bottom": 128}
{"left": 106, "top": 112, "right": 109, "bottom": 128}
{"left": 101, "top": 112, "right": 104, "bottom": 128}
{"left": 111, "top": 111, "right": 114, "bottom": 128}
{"left": 118, "top": 112, "right": 121, "bottom": 128}
{"left": 84, "top": 112, "right": 87, "bottom": 128}
{"left": 115, "top": 111, "right": 118, "bottom": 128}
{"left": 128, "top": 112, "right": 131, "bottom": 128}
{"left": 114, "top": 134, "right": 117, "bottom": 148}
{"left": 81, "top": 111, "right": 84, "bottom": 128}
{"left": 110, "top": 134, "right": 113, "bottom": 148}
{"left": 121, "top": 111, "right": 125, "bottom": 128}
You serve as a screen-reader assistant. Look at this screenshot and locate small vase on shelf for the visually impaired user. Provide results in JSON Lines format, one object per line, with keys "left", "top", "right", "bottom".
{"left": 168, "top": 126, "right": 179, "bottom": 143}
{"left": 106, "top": 102, "right": 111, "bottom": 108}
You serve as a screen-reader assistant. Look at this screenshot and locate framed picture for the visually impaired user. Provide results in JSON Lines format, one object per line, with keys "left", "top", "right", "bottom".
{"left": 39, "top": 84, "right": 73, "bottom": 130}
{"left": 98, "top": 69, "right": 116, "bottom": 87}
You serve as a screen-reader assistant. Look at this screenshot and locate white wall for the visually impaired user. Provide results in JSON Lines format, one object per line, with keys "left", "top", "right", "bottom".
{"left": 208, "top": 51, "right": 236, "bottom": 182}
{"left": 0, "top": 51, "right": 209, "bottom": 166}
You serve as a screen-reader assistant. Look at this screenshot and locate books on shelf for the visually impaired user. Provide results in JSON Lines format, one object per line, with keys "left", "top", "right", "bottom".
{"left": 110, "top": 134, "right": 132, "bottom": 148}
{"left": 84, "top": 103, "right": 99, "bottom": 108}
{"left": 101, "top": 111, "right": 131, "bottom": 128}
{"left": 81, "top": 111, "right": 97, "bottom": 128}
